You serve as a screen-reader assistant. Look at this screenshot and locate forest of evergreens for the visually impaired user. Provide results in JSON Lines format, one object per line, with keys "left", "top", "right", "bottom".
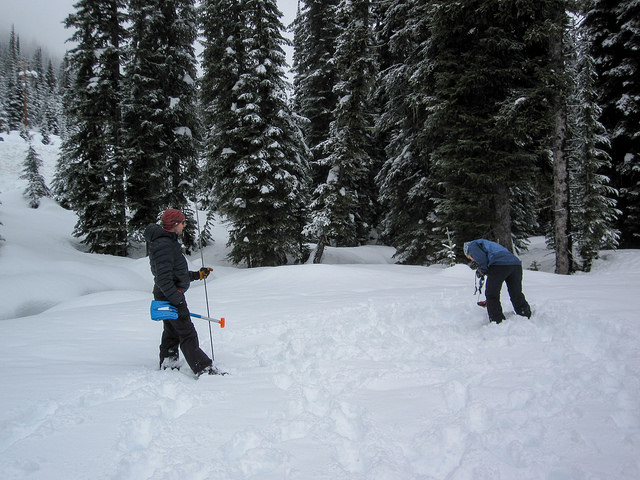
{"left": 1, "top": 0, "right": 638, "bottom": 273}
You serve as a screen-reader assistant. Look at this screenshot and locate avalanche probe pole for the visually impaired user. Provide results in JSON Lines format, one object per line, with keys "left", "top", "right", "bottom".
{"left": 475, "top": 273, "right": 487, "bottom": 308}
{"left": 180, "top": 178, "right": 216, "bottom": 362}
{"left": 194, "top": 202, "right": 216, "bottom": 361}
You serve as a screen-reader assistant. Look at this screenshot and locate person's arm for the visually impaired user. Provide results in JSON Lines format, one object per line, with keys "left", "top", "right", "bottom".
{"left": 151, "top": 240, "right": 185, "bottom": 306}
{"left": 467, "top": 242, "right": 489, "bottom": 274}
{"left": 189, "top": 267, "right": 213, "bottom": 281}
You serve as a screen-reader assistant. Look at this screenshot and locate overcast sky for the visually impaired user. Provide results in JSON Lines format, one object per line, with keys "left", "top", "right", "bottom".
{"left": 0, "top": 0, "right": 300, "bottom": 61}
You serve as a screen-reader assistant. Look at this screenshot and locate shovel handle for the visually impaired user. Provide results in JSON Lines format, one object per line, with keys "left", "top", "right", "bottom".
{"left": 190, "top": 312, "right": 225, "bottom": 328}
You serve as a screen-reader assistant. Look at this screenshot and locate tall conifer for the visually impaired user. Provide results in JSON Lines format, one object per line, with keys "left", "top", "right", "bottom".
{"left": 305, "top": 0, "right": 375, "bottom": 261}
{"left": 5, "top": 27, "right": 23, "bottom": 131}
{"left": 567, "top": 17, "right": 620, "bottom": 271}
{"left": 21, "top": 135, "right": 50, "bottom": 208}
{"left": 375, "top": 0, "right": 440, "bottom": 264}
{"left": 199, "top": 0, "right": 245, "bottom": 247}
{"left": 426, "top": 0, "right": 561, "bottom": 259}
{"left": 584, "top": 0, "right": 640, "bottom": 247}
{"left": 55, "top": 0, "right": 128, "bottom": 255}
{"left": 200, "top": 0, "right": 310, "bottom": 267}
{"left": 124, "top": 0, "right": 201, "bottom": 251}
{"left": 291, "top": 0, "right": 340, "bottom": 187}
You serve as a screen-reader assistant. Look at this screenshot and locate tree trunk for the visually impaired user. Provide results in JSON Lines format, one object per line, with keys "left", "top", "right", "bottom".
{"left": 553, "top": 112, "right": 571, "bottom": 274}
{"left": 493, "top": 185, "right": 513, "bottom": 252}
{"left": 550, "top": 18, "right": 572, "bottom": 274}
{"left": 313, "top": 236, "right": 326, "bottom": 264}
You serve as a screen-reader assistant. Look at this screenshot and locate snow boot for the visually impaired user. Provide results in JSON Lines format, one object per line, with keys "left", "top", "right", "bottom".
{"left": 160, "top": 356, "right": 180, "bottom": 371}
{"left": 196, "top": 365, "right": 227, "bottom": 377}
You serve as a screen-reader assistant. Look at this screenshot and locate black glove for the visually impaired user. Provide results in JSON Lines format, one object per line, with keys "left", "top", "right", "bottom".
{"left": 476, "top": 269, "right": 485, "bottom": 279}
{"left": 198, "top": 267, "right": 213, "bottom": 280}
{"left": 176, "top": 302, "right": 189, "bottom": 320}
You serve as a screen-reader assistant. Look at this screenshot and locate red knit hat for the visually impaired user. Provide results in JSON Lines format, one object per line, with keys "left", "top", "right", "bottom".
{"left": 161, "top": 208, "right": 186, "bottom": 230}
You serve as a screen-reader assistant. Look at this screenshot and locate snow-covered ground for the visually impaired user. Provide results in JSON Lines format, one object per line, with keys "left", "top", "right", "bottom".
{"left": 1, "top": 132, "right": 639, "bottom": 479}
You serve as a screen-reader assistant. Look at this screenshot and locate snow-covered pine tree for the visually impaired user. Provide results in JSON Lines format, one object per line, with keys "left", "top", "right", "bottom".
{"left": 4, "top": 27, "right": 24, "bottom": 132}
{"left": 291, "top": 0, "right": 340, "bottom": 187}
{"left": 123, "top": 0, "right": 201, "bottom": 251}
{"left": 20, "top": 134, "right": 50, "bottom": 208}
{"left": 201, "top": 0, "right": 311, "bottom": 267}
{"left": 0, "top": 40, "right": 8, "bottom": 131}
{"left": 55, "top": 0, "right": 128, "bottom": 256}
{"left": 43, "top": 60, "right": 61, "bottom": 137}
{"left": 0, "top": 93, "right": 8, "bottom": 133}
{"left": 566, "top": 16, "right": 620, "bottom": 272}
{"left": 39, "top": 60, "right": 58, "bottom": 144}
{"left": 198, "top": 0, "right": 245, "bottom": 247}
{"left": 426, "top": 0, "right": 563, "bottom": 260}
{"left": 29, "top": 48, "right": 45, "bottom": 128}
{"left": 4, "top": 72, "right": 23, "bottom": 133}
{"left": 0, "top": 32, "right": 65, "bottom": 138}
{"left": 39, "top": 97, "right": 53, "bottom": 145}
{"left": 305, "top": 0, "right": 375, "bottom": 262}
{"left": 56, "top": 55, "right": 73, "bottom": 139}
{"left": 584, "top": 0, "right": 640, "bottom": 248}
{"left": 374, "top": 0, "right": 441, "bottom": 265}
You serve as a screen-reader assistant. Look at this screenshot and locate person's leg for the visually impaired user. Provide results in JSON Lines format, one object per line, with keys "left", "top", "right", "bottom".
{"left": 171, "top": 305, "right": 212, "bottom": 374}
{"left": 159, "top": 322, "right": 180, "bottom": 369}
{"left": 505, "top": 265, "right": 531, "bottom": 318}
{"left": 485, "top": 266, "right": 509, "bottom": 323}
{"left": 156, "top": 294, "right": 180, "bottom": 369}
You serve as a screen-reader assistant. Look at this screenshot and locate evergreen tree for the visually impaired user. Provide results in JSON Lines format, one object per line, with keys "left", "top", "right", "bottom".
{"left": 55, "top": 0, "right": 128, "bottom": 256}
{"left": 291, "top": 0, "right": 340, "bottom": 187}
{"left": 39, "top": 97, "right": 53, "bottom": 144}
{"left": 57, "top": 54, "right": 73, "bottom": 138}
{"left": 5, "top": 27, "right": 24, "bottom": 131}
{"left": 29, "top": 48, "right": 45, "bottom": 128}
{"left": 0, "top": 31, "right": 64, "bottom": 137}
{"left": 41, "top": 60, "right": 60, "bottom": 140}
{"left": 123, "top": 0, "right": 201, "bottom": 251}
{"left": 199, "top": 0, "right": 245, "bottom": 246}
{"left": 0, "top": 97, "right": 8, "bottom": 134}
{"left": 0, "top": 40, "right": 10, "bottom": 133}
{"left": 304, "top": 0, "right": 376, "bottom": 262}
{"left": 425, "top": 0, "right": 562, "bottom": 260}
{"left": 5, "top": 72, "right": 24, "bottom": 132}
{"left": 567, "top": 16, "right": 620, "bottom": 271}
{"left": 374, "top": 0, "right": 441, "bottom": 264}
{"left": 200, "top": 0, "right": 311, "bottom": 267}
{"left": 20, "top": 134, "right": 50, "bottom": 208}
{"left": 584, "top": 0, "right": 640, "bottom": 248}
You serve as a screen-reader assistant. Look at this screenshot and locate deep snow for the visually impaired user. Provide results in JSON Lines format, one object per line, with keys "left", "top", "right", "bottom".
{"left": 0, "top": 132, "right": 639, "bottom": 480}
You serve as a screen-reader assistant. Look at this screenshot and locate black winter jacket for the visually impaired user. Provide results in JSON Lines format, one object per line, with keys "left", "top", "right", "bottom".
{"left": 144, "top": 223, "right": 197, "bottom": 306}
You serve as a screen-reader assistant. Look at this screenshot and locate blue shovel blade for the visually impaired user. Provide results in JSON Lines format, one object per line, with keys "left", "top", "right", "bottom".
{"left": 150, "top": 300, "right": 178, "bottom": 321}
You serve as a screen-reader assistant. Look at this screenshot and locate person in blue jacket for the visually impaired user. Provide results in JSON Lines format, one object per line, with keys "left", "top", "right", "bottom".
{"left": 464, "top": 239, "right": 531, "bottom": 324}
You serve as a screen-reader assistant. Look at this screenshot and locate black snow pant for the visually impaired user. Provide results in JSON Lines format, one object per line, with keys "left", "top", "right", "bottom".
{"left": 485, "top": 264, "right": 531, "bottom": 323}
{"left": 154, "top": 293, "right": 212, "bottom": 375}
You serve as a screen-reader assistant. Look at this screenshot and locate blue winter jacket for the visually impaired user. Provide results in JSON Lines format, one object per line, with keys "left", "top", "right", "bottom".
{"left": 463, "top": 239, "right": 521, "bottom": 275}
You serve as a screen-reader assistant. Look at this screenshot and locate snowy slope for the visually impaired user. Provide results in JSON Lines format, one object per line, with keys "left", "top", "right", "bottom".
{"left": 0, "top": 132, "right": 639, "bottom": 480}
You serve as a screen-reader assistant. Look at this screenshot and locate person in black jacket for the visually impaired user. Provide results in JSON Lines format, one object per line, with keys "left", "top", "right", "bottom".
{"left": 144, "top": 208, "right": 216, "bottom": 376}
